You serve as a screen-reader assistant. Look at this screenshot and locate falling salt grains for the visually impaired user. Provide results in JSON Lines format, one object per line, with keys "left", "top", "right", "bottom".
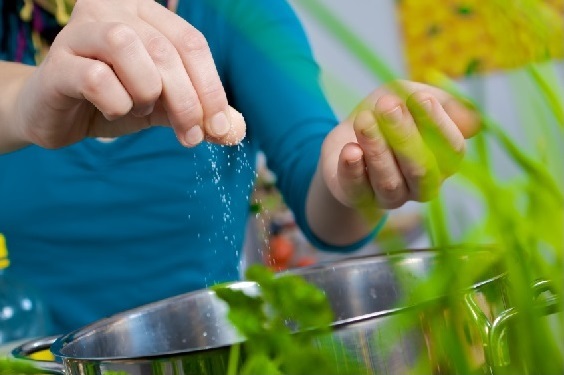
{"left": 185, "top": 138, "right": 256, "bottom": 264}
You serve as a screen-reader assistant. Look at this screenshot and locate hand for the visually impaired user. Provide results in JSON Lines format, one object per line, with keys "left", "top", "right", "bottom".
{"left": 14, "top": 0, "right": 245, "bottom": 149}
{"left": 322, "top": 80, "right": 480, "bottom": 213}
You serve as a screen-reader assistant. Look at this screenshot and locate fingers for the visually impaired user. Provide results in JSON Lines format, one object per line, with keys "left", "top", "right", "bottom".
{"left": 142, "top": 30, "right": 206, "bottom": 147}
{"left": 352, "top": 110, "right": 409, "bottom": 209}
{"left": 137, "top": 1, "right": 240, "bottom": 143}
{"left": 349, "top": 90, "right": 469, "bottom": 208}
{"left": 63, "top": 22, "right": 162, "bottom": 118}
{"left": 362, "top": 80, "right": 481, "bottom": 139}
{"left": 57, "top": 19, "right": 204, "bottom": 144}
{"left": 52, "top": 53, "right": 133, "bottom": 121}
{"left": 404, "top": 82, "right": 482, "bottom": 138}
{"left": 375, "top": 96, "right": 442, "bottom": 202}
{"left": 224, "top": 107, "right": 247, "bottom": 145}
{"left": 57, "top": 0, "right": 245, "bottom": 147}
{"left": 334, "top": 81, "right": 475, "bottom": 212}
{"left": 337, "top": 142, "right": 374, "bottom": 207}
{"left": 406, "top": 92, "right": 466, "bottom": 177}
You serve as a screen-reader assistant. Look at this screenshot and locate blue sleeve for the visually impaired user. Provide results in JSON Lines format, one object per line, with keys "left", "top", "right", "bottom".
{"left": 210, "top": 0, "right": 383, "bottom": 251}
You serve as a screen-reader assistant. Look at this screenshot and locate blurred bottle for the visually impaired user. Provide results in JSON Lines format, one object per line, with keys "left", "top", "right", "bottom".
{"left": 0, "top": 234, "right": 51, "bottom": 344}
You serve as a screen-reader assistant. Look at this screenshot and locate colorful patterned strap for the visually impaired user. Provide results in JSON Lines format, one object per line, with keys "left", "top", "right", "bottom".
{"left": 1, "top": 0, "right": 169, "bottom": 64}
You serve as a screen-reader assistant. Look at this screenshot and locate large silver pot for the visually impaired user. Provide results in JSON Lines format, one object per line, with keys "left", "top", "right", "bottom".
{"left": 13, "top": 248, "right": 539, "bottom": 374}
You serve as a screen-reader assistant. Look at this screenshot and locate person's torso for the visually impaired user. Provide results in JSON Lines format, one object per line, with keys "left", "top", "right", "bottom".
{"left": 0, "top": 0, "right": 258, "bottom": 334}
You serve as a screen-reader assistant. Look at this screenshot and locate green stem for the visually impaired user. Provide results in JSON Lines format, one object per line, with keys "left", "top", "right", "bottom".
{"left": 0, "top": 357, "right": 44, "bottom": 375}
{"left": 427, "top": 196, "right": 451, "bottom": 247}
{"left": 526, "top": 64, "right": 564, "bottom": 128}
{"left": 227, "top": 343, "right": 240, "bottom": 375}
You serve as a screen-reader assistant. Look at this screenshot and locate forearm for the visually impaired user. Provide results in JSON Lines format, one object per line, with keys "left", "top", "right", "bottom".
{"left": 0, "top": 61, "right": 35, "bottom": 153}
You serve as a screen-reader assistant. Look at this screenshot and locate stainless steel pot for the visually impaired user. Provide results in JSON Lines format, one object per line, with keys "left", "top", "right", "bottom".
{"left": 12, "top": 248, "right": 546, "bottom": 375}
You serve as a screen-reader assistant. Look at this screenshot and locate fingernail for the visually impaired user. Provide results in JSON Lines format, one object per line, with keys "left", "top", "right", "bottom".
{"left": 420, "top": 100, "right": 432, "bottom": 112}
{"left": 185, "top": 125, "right": 204, "bottom": 146}
{"left": 383, "top": 106, "right": 403, "bottom": 123}
{"left": 210, "top": 112, "right": 231, "bottom": 137}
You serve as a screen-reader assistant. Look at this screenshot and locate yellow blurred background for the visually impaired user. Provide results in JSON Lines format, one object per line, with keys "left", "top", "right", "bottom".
{"left": 396, "top": 0, "right": 564, "bottom": 81}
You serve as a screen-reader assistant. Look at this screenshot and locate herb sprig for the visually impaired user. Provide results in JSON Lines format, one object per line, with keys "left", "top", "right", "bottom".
{"left": 213, "top": 265, "right": 366, "bottom": 375}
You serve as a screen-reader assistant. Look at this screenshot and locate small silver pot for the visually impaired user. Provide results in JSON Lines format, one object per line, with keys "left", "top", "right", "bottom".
{"left": 12, "top": 248, "right": 552, "bottom": 375}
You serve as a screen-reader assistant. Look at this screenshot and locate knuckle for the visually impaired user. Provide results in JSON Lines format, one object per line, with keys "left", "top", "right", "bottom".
{"left": 199, "top": 83, "right": 225, "bottom": 105}
{"left": 388, "top": 130, "right": 416, "bottom": 148}
{"left": 104, "top": 23, "right": 138, "bottom": 51}
{"left": 179, "top": 28, "right": 209, "bottom": 54}
{"left": 172, "top": 95, "right": 203, "bottom": 123}
{"left": 408, "top": 165, "right": 429, "bottom": 181}
{"left": 376, "top": 178, "right": 404, "bottom": 196}
{"left": 135, "top": 84, "right": 162, "bottom": 107}
{"left": 363, "top": 142, "right": 390, "bottom": 164}
{"left": 146, "top": 36, "right": 175, "bottom": 64}
{"left": 407, "top": 90, "right": 432, "bottom": 107}
{"left": 83, "top": 61, "right": 113, "bottom": 95}
{"left": 39, "top": 49, "right": 64, "bottom": 83}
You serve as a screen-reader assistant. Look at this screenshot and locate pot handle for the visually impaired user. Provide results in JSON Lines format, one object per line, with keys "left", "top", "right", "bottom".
{"left": 463, "top": 293, "right": 494, "bottom": 366}
{"left": 11, "top": 335, "right": 65, "bottom": 374}
{"left": 464, "top": 278, "right": 560, "bottom": 371}
{"left": 489, "top": 279, "right": 560, "bottom": 368}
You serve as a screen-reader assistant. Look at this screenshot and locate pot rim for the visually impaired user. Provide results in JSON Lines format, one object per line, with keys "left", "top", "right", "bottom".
{"left": 50, "top": 245, "right": 504, "bottom": 361}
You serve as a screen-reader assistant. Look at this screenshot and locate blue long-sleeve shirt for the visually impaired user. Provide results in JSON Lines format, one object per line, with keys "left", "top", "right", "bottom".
{"left": 0, "top": 0, "right": 376, "bottom": 334}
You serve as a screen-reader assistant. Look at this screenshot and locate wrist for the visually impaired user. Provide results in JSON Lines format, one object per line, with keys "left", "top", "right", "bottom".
{"left": 0, "top": 62, "right": 36, "bottom": 152}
